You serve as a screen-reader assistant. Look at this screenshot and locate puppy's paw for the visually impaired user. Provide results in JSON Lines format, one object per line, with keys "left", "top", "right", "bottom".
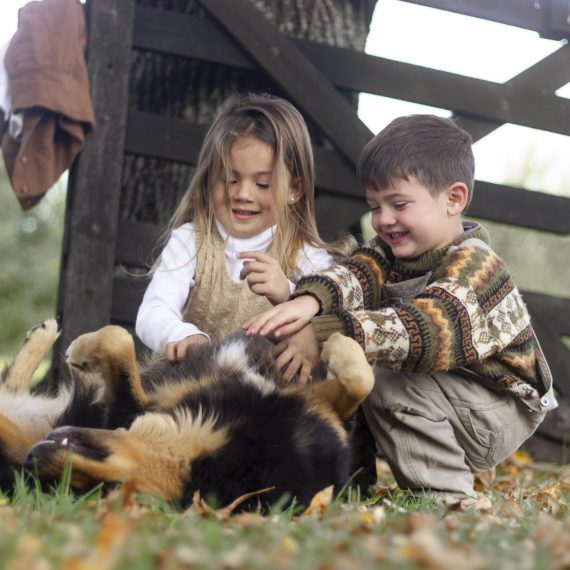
{"left": 66, "top": 326, "right": 133, "bottom": 373}
{"left": 25, "top": 319, "right": 60, "bottom": 349}
{"left": 321, "top": 333, "right": 366, "bottom": 377}
{"left": 322, "top": 333, "right": 374, "bottom": 398}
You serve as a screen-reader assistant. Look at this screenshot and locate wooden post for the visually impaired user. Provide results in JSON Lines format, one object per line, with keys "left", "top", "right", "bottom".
{"left": 53, "top": 0, "right": 135, "bottom": 370}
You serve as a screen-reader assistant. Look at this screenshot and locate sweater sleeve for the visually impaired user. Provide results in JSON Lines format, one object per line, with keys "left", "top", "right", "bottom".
{"left": 135, "top": 224, "right": 209, "bottom": 352}
{"left": 313, "top": 243, "right": 532, "bottom": 373}
{"left": 292, "top": 242, "right": 390, "bottom": 314}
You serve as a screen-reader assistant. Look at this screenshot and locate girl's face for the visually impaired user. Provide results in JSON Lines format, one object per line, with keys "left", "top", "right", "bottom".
{"left": 213, "top": 136, "right": 285, "bottom": 239}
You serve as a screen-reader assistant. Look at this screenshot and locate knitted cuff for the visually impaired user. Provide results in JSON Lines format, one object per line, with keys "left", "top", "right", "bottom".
{"left": 311, "top": 314, "right": 348, "bottom": 344}
{"left": 293, "top": 278, "right": 337, "bottom": 314}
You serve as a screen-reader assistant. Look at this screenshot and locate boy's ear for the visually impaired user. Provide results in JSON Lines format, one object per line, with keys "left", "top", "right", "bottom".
{"left": 446, "top": 183, "right": 469, "bottom": 216}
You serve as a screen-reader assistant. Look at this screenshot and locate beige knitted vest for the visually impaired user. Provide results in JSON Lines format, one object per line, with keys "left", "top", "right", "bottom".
{"left": 182, "top": 229, "right": 274, "bottom": 342}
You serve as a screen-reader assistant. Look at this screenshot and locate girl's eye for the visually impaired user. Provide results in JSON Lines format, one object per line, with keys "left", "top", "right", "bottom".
{"left": 256, "top": 183, "right": 270, "bottom": 189}
{"left": 369, "top": 206, "right": 380, "bottom": 213}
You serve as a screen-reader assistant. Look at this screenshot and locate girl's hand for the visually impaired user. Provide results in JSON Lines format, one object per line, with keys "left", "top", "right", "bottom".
{"left": 238, "top": 251, "right": 291, "bottom": 305}
{"left": 165, "top": 334, "right": 209, "bottom": 363}
{"left": 242, "top": 295, "right": 320, "bottom": 338}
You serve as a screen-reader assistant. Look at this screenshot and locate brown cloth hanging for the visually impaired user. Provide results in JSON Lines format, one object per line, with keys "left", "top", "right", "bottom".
{"left": 0, "top": 0, "right": 95, "bottom": 210}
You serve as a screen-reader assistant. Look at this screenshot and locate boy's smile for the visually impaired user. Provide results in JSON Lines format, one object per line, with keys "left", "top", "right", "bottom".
{"left": 366, "top": 177, "right": 467, "bottom": 259}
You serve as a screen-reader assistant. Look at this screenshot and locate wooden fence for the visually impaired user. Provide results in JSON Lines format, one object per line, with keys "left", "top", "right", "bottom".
{"left": 56, "top": 0, "right": 570, "bottom": 460}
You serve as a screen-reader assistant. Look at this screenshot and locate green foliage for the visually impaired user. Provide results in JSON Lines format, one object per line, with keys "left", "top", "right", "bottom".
{"left": 0, "top": 165, "right": 66, "bottom": 355}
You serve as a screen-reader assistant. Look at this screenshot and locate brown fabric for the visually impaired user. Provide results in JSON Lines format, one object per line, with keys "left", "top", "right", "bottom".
{"left": 1, "top": 0, "right": 95, "bottom": 209}
{"left": 183, "top": 229, "right": 274, "bottom": 343}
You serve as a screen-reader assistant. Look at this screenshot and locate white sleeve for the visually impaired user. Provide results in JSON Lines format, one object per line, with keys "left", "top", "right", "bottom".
{"left": 289, "top": 245, "right": 333, "bottom": 292}
{"left": 135, "top": 224, "right": 209, "bottom": 352}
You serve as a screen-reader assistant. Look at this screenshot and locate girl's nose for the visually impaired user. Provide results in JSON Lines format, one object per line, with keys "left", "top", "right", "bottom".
{"left": 234, "top": 181, "right": 253, "bottom": 201}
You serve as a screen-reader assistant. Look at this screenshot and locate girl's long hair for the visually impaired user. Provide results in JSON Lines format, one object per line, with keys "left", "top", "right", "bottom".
{"left": 167, "top": 93, "right": 354, "bottom": 275}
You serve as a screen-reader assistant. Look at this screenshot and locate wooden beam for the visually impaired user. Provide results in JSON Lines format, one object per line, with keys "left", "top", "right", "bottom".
{"left": 469, "top": 181, "right": 570, "bottom": 235}
{"left": 133, "top": 6, "right": 570, "bottom": 138}
{"left": 54, "top": 0, "right": 135, "bottom": 365}
{"left": 197, "top": 0, "right": 372, "bottom": 168}
{"left": 124, "top": 111, "right": 361, "bottom": 198}
{"left": 455, "top": 44, "right": 570, "bottom": 142}
{"left": 523, "top": 291, "right": 570, "bottom": 336}
{"left": 399, "top": 0, "right": 570, "bottom": 40}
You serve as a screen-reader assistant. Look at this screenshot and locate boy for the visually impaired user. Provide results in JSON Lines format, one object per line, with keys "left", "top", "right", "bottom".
{"left": 243, "top": 114, "right": 557, "bottom": 497}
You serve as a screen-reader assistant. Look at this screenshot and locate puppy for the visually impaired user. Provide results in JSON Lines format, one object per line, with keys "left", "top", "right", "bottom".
{"left": 23, "top": 326, "right": 374, "bottom": 510}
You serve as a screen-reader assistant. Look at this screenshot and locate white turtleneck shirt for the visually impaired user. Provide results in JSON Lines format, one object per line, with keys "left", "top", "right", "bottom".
{"left": 135, "top": 219, "right": 332, "bottom": 352}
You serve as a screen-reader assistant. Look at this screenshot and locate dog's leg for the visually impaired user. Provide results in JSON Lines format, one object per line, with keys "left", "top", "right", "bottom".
{"left": 66, "top": 326, "right": 149, "bottom": 421}
{"left": 306, "top": 333, "right": 374, "bottom": 420}
{"left": 2, "top": 319, "right": 59, "bottom": 393}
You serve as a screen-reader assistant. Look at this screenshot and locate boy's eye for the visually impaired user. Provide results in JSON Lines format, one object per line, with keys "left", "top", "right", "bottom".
{"left": 394, "top": 202, "right": 407, "bottom": 210}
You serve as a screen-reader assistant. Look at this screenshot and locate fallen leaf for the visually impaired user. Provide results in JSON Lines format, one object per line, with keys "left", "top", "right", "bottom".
{"left": 473, "top": 467, "right": 495, "bottom": 491}
{"left": 303, "top": 485, "right": 334, "bottom": 517}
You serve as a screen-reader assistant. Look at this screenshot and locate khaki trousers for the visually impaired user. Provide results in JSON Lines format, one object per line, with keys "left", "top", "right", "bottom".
{"left": 362, "top": 368, "right": 551, "bottom": 496}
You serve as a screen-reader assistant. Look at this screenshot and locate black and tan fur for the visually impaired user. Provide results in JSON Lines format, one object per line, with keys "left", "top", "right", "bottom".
{"left": 2, "top": 321, "right": 374, "bottom": 510}
{"left": 0, "top": 320, "right": 106, "bottom": 491}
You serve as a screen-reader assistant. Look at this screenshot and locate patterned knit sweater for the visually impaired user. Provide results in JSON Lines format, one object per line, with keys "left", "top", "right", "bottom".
{"left": 293, "top": 224, "right": 544, "bottom": 402}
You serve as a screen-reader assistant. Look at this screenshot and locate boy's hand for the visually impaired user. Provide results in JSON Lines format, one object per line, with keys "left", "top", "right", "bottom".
{"left": 165, "top": 334, "right": 209, "bottom": 363}
{"left": 239, "top": 251, "right": 290, "bottom": 305}
{"left": 274, "top": 324, "right": 320, "bottom": 385}
{"left": 242, "top": 295, "right": 320, "bottom": 338}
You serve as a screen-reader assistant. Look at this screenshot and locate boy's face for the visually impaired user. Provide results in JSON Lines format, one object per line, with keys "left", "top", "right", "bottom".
{"left": 366, "top": 177, "right": 465, "bottom": 259}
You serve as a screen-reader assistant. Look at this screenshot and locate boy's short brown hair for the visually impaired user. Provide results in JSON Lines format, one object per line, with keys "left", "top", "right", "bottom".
{"left": 357, "top": 114, "right": 475, "bottom": 210}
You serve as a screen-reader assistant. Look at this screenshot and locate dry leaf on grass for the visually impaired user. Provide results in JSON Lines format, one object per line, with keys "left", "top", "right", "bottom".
{"left": 473, "top": 467, "right": 495, "bottom": 491}
{"left": 303, "top": 485, "right": 334, "bottom": 517}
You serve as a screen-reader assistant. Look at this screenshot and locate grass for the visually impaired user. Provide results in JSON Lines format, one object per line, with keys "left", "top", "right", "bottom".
{"left": 0, "top": 454, "right": 568, "bottom": 569}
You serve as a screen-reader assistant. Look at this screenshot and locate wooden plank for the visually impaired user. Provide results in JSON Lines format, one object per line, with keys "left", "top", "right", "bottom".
{"left": 469, "top": 181, "right": 570, "bottom": 235}
{"left": 125, "top": 109, "right": 570, "bottom": 234}
{"left": 111, "top": 274, "right": 148, "bottom": 326}
{"left": 124, "top": 111, "right": 570, "bottom": 235}
{"left": 521, "top": 432, "right": 568, "bottom": 464}
{"left": 132, "top": 6, "right": 570, "bottom": 138}
{"left": 125, "top": 110, "right": 205, "bottom": 164}
{"left": 124, "top": 111, "right": 361, "bottom": 198}
{"left": 133, "top": 5, "right": 254, "bottom": 69}
{"left": 54, "top": 0, "right": 135, "bottom": 367}
{"left": 314, "top": 192, "right": 369, "bottom": 242}
{"left": 455, "top": 44, "right": 570, "bottom": 141}
{"left": 116, "top": 220, "right": 162, "bottom": 267}
{"left": 523, "top": 292, "right": 570, "bottom": 337}
{"left": 398, "top": 0, "right": 567, "bottom": 38}
{"left": 529, "top": 310, "right": 570, "bottom": 396}
{"left": 198, "top": 0, "right": 373, "bottom": 168}
{"left": 455, "top": 44, "right": 570, "bottom": 142}
{"left": 301, "top": 42, "right": 570, "bottom": 138}
{"left": 523, "top": 290, "right": 570, "bottom": 396}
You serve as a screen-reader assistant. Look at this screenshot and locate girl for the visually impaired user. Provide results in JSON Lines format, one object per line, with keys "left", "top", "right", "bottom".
{"left": 136, "top": 93, "right": 349, "bottom": 366}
